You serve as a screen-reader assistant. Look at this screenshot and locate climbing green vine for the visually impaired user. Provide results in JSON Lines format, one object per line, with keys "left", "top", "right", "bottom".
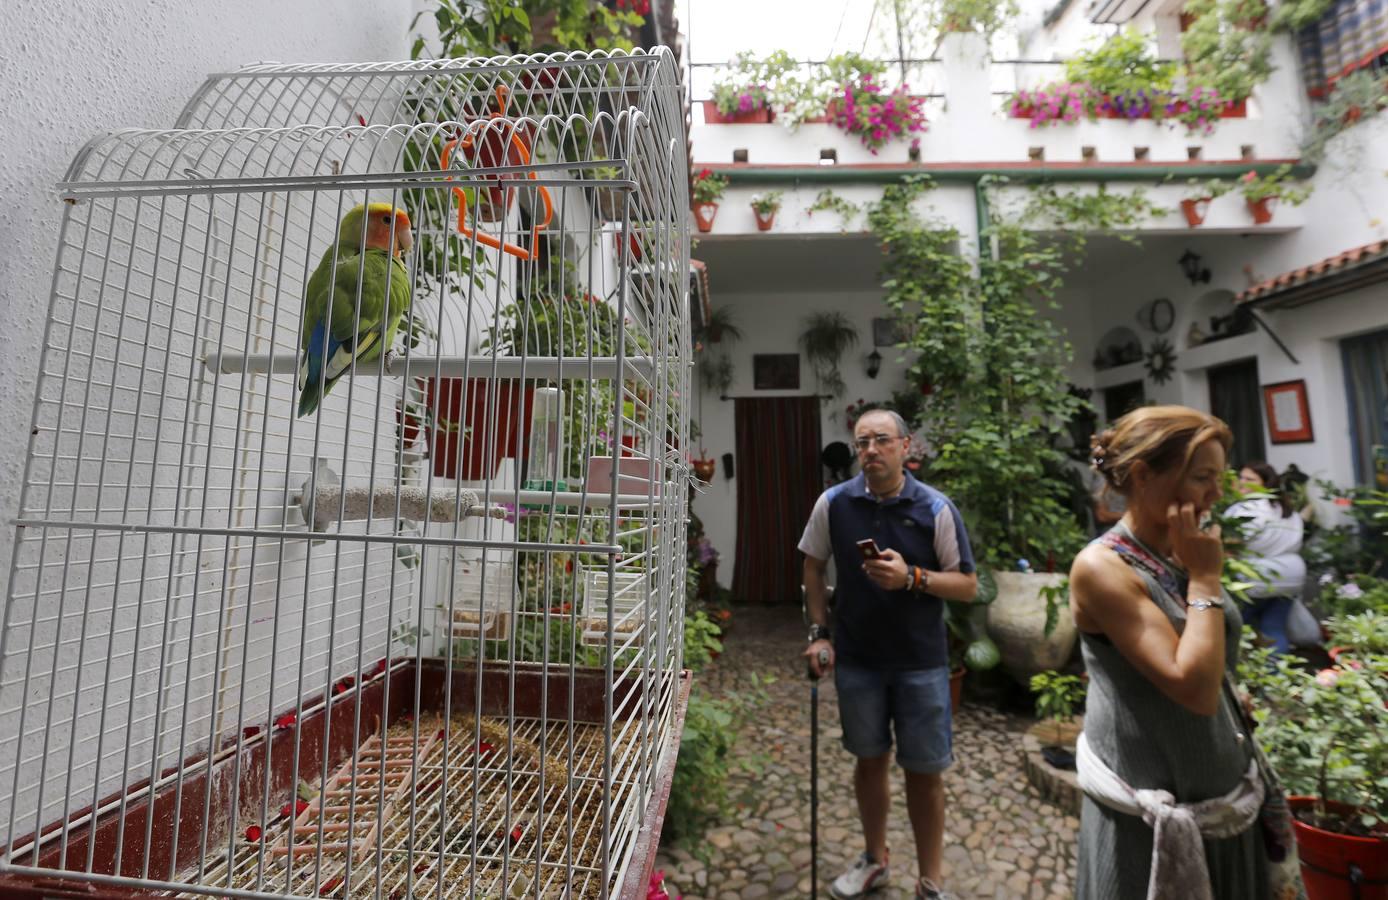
{"left": 867, "top": 175, "right": 1089, "bottom": 570}
{"left": 1024, "top": 183, "right": 1169, "bottom": 240}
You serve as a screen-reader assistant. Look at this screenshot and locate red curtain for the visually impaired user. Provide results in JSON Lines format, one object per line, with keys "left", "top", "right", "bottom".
{"left": 732, "top": 397, "right": 823, "bottom": 605}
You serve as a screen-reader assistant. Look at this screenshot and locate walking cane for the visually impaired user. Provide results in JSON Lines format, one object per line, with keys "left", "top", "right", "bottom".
{"left": 803, "top": 585, "right": 833, "bottom": 897}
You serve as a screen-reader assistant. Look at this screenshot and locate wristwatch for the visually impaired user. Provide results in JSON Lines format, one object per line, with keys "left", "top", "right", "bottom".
{"left": 1187, "top": 596, "right": 1224, "bottom": 612}
{"left": 807, "top": 623, "right": 831, "bottom": 643}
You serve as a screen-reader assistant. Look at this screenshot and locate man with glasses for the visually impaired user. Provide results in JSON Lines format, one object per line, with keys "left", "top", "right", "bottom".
{"left": 799, "top": 409, "right": 978, "bottom": 900}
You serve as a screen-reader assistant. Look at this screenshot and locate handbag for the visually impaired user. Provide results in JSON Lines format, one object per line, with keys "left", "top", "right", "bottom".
{"left": 1222, "top": 676, "right": 1307, "bottom": 900}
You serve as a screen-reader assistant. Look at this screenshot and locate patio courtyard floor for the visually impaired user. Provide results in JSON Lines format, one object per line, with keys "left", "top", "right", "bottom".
{"left": 654, "top": 605, "right": 1079, "bottom": 900}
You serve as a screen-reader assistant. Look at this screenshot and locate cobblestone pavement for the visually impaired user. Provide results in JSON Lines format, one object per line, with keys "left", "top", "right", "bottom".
{"left": 656, "top": 605, "right": 1079, "bottom": 899}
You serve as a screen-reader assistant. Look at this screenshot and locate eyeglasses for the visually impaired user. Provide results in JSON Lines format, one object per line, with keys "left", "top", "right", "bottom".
{"left": 853, "top": 434, "right": 902, "bottom": 452}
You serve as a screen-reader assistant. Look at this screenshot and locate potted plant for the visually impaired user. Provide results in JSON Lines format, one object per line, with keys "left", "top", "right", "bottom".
{"left": 695, "top": 305, "right": 743, "bottom": 347}
{"left": 1240, "top": 613, "right": 1388, "bottom": 898}
{"left": 706, "top": 50, "right": 796, "bottom": 123}
{"left": 1181, "top": 176, "right": 1235, "bottom": 227}
{"left": 944, "top": 569, "right": 1002, "bottom": 714}
{"left": 1181, "top": 0, "right": 1274, "bottom": 105}
{"left": 1238, "top": 164, "right": 1311, "bottom": 224}
{"left": 934, "top": 0, "right": 1018, "bottom": 34}
{"left": 691, "top": 168, "right": 729, "bottom": 233}
{"left": 831, "top": 73, "right": 929, "bottom": 155}
{"left": 1063, "top": 28, "right": 1178, "bottom": 119}
{"left": 799, "top": 311, "right": 860, "bottom": 398}
{"left": 1029, "top": 669, "right": 1086, "bottom": 749}
{"left": 749, "top": 191, "right": 783, "bottom": 231}
{"left": 1008, "top": 82, "right": 1097, "bottom": 127}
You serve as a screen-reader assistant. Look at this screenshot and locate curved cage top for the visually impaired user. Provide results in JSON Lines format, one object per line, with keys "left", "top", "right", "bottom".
{"left": 173, "top": 48, "right": 682, "bottom": 137}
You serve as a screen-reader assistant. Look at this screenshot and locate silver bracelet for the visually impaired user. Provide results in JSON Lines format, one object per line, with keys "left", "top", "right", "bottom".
{"left": 1187, "top": 596, "right": 1224, "bottom": 612}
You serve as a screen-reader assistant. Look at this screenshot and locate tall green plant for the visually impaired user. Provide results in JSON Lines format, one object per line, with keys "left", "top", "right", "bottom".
{"left": 1181, "top": 0, "right": 1274, "bottom": 103}
{"left": 868, "top": 175, "right": 1088, "bottom": 570}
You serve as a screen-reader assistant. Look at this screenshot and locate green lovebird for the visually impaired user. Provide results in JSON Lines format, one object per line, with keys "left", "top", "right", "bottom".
{"left": 296, "top": 202, "right": 414, "bottom": 418}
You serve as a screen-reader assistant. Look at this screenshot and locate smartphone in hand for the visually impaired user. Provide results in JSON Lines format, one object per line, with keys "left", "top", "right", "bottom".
{"left": 856, "top": 538, "right": 883, "bottom": 560}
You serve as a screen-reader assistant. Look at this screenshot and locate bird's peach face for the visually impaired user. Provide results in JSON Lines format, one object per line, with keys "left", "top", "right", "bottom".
{"left": 364, "top": 209, "right": 413, "bottom": 256}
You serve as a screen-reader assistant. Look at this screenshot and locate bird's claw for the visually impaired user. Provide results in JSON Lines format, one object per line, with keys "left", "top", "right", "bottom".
{"left": 382, "top": 349, "right": 399, "bottom": 372}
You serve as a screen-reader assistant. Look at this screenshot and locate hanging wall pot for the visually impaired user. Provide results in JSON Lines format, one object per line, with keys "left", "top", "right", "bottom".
{"left": 721, "top": 452, "right": 735, "bottom": 480}
{"left": 692, "top": 456, "right": 717, "bottom": 483}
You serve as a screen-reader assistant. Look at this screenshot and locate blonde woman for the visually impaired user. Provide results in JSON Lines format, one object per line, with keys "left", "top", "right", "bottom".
{"left": 1071, "top": 406, "right": 1301, "bottom": 899}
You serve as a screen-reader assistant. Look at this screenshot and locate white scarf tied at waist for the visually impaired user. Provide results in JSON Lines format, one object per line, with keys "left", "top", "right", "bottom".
{"left": 1075, "top": 732, "right": 1264, "bottom": 900}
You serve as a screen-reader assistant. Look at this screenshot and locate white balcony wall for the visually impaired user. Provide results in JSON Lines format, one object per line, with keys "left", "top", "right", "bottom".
{"left": 692, "top": 34, "right": 1307, "bottom": 169}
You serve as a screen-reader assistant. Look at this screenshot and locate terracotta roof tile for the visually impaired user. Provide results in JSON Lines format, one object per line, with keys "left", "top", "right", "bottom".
{"left": 1236, "top": 240, "right": 1388, "bottom": 303}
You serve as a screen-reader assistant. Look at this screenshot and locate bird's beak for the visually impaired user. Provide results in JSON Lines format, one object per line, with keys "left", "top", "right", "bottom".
{"left": 396, "top": 227, "right": 413, "bottom": 256}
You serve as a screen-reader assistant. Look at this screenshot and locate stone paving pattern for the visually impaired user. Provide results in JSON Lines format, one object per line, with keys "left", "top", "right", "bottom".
{"left": 656, "top": 606, "right": 1079, "bottom": 899}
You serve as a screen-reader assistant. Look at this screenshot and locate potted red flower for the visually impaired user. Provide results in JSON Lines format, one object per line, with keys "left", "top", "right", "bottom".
{"left": 1238, "top": 165, "right": 1311, "bottom": 225}
{"left": 691, "top": 168, "right": 729, "bottom": 233}
{"left": 1180, "top": 179, "right": 1234, "bottom": 227}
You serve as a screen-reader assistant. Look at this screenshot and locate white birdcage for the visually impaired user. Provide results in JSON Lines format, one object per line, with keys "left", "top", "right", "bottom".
{"left": 0, "top": 49, "right": 692, "bottom": 900}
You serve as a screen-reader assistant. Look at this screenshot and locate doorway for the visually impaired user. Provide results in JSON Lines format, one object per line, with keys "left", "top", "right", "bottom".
{"left": 731, "top": 396, "right": 823, "bottom": 605}
{"left": 1208, "top": 358, "right": 1267, "bottom": 467}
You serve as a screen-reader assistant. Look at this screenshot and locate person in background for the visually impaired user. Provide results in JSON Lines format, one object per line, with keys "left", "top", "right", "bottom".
{"left": 799, "top": 409, "right": 978, "bottom": 900}
{"left": 1071, "top": 406, "right": 1283, "bottom": 899}
{"left": 1228, "top": 461, "right": 1307, "bottom": 654}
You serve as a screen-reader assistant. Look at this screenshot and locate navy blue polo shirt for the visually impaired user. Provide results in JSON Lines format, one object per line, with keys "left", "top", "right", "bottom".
{"left": 798, "top": 472, "right": 976, "bottom": 671}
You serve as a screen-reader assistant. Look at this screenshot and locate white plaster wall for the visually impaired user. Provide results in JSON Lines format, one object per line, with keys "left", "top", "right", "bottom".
{"left": 0, "top": 0, "right": 415, "bottom": 587}
{"left": 0, "top": 0, "right": 417, "bottom": 848}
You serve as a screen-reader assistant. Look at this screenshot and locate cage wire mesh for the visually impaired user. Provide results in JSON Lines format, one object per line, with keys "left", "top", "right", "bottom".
{"left": 1, "top": 49, "right": 692, "bottom": 899}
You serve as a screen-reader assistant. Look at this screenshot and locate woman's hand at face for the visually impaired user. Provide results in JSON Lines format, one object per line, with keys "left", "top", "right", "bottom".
{"left": 1168, "top": 501, "right": 1223, "bottom": 580}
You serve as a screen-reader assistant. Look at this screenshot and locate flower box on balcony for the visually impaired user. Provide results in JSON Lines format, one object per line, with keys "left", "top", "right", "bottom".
{"left": 701, "top": 100, "right": 774, "bottom": 124}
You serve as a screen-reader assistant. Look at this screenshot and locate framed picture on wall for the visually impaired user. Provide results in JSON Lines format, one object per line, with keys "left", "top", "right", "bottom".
{"left": 872, "top": 316, "right": 913, "bottom": 347}
{"left": 753, "top": 353, "right": 800, "bottom": 390}
{"left": 1263, "top": 379, "right": 1314, "bottom": 443}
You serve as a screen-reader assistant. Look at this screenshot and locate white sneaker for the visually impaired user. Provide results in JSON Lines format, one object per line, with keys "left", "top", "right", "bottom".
{"left": 829, "top": 851, "right": 890, "bottom": 898}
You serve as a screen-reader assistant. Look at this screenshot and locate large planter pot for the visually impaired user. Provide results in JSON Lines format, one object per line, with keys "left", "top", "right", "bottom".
{"left": 1288, "top": 797, "right": 1388, "bottom": 899}
{"left": 692, "top": 202, "right": 719, "bottom": 233}
{"left": 985, "top": 572, "right": 1076, "bottom": 684}
{"left": 949, "top": 666, "right": 965, "bottom": 716}
{"left": 1181, "top": 197, "right": 1211, "bottom": 227}
{"left": 1247, "top": 197, "right": 1275, "bottom": 225}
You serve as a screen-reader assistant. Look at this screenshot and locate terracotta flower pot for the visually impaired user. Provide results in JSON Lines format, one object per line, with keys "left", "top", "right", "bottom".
{"left": 1181, "top": 197, "right": 1211, "bottom": 227}
{"left": 425, "top": 377, "right": 534, "bottom": 481}
{"left": 692, "top": 202, "right": 719, "bottom": 233}
{"left": 1247, "top": 196, "right": 1275, "bottom": 225}
{"left": 753, "top": 208, "right": 776, "bottom": 231}
{"left": 949, "top": 666, "right": 966, "bottom": 716}
{"left": 1288, "top": 796, "right": 1388, "bottom": 900}
{"left": 692, "top": 457, "right": 716, "bottom": 483}
{"left": 701, "top": 100, "right": 773, "bottom": 124}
